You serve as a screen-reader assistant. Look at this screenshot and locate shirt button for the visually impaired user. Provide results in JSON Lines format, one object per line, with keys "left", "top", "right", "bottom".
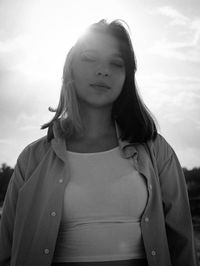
{"left": 44, "top": 248, "right": 50, "bottom": 255}
{"left": 59, "top": 179, "right": 63, "bottom": 183}
{"left": 51, "top": 211, "right": 56, "bottom": 217}
{"left": 151, "top": 250, "right": 156, "bottom": 256}
{"left": 145, "top": 217, "right": 149, "bottom": 222}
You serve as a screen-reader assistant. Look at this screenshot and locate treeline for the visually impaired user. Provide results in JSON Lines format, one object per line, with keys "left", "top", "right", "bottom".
{"left": 183, "top": 167, "right": 200, "bottom": 231}
{"left": 0, "top": 163, "right": 200, "bottom": 230}
{"left": 0, "top": 163, "right": 14, "bottom": 206}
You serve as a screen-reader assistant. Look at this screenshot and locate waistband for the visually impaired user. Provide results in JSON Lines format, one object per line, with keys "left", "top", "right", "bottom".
{"left": 51, "top": 258, "right": 148, "bottom": 266}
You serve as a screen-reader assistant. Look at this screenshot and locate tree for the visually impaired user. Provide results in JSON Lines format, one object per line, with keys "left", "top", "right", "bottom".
{"left": 183, "top": 167, "right": 200, "bottom": 231}
{"left": 0, "top": 163, "right": 14, "bottom": 206}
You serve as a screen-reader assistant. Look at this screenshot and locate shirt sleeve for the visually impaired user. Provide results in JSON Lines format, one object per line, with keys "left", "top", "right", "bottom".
{"left": 0, "top": 152, "right": 26, "bottom": 265}
{"left": 153, "top": 135, "right": 198, "bottom": 266}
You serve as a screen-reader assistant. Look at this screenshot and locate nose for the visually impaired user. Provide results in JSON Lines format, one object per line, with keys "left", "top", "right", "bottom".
{"left": 95, "top": 66, "right": 111, "bottom": 77}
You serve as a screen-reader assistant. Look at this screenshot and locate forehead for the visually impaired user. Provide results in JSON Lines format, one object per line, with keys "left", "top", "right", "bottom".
{"left": 79, "top": 32, "right": 121, "bottom": 55}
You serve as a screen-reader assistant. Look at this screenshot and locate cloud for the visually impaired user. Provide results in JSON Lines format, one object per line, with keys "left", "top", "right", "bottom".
{"left": 176, "top": 146, "right": 200, "bottom": 170}
{"left": 0, "top": 139, "right": 11, "bottom": 144}
{"left": 137, "top": 74, "right": 200, "bottom": 111}
{"left": 0, "top": 32, "right": 65, "bottom": 83}
{"left": 155, "top": 6, "right": 189, "bottom": 26}
{"left": 0, "top": 34, "right": 28, "bottom": 53}
{"left": 137, "top": 72, "right": 200, "bottom": 162}
{"left": 149, "top": 38, "right": 200, "bottom": 63}
{"left": 149, "top": 6, "right": 200, "bottom": 63}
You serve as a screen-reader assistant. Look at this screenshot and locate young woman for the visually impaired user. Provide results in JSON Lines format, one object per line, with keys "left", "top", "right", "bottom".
{"left": 0, "top": 20, "right": 197, "bottom": 266}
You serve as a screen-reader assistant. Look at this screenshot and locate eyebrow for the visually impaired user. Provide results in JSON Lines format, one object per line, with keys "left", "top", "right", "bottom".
{"left": 82, "top": 49, "right": 123, "bottom": 59}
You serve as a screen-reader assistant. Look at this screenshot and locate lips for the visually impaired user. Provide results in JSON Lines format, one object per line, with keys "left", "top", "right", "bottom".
{"left": 90, "top": 82, "right": 111, "bottom": 90}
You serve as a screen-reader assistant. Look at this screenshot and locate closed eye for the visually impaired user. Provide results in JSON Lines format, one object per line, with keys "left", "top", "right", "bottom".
{"left": 81, "top": 53, "right": 96, "bottom": 62}
{"left": 111, "top": 60, "right": 124, "bottom": 68}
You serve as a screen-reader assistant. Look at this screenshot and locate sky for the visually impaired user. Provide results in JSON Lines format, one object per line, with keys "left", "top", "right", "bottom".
{"left": 0, "top": 0, "right": 200, "bottom": 169}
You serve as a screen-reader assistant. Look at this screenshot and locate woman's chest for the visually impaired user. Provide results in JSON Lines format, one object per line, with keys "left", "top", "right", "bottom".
{"left": 62, "top": 151, "right": 148, "bottom": 220}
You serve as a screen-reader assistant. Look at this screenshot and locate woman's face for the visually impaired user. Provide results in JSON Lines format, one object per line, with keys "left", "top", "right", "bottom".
{"left": 71, "top": 32, "right": 126, "bottom": 109}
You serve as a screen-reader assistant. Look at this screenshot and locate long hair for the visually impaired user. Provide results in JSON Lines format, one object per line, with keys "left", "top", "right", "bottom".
{"left": 41, "top": 19, "right": 158, "bottom": 142}
{"left": 41, "top": 45, "right": 82, "bottom": 136}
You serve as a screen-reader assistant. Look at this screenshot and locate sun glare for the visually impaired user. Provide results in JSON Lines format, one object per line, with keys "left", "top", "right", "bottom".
{"left": 18, "top": 2, "right": 99, "bottom": 82}
{"left": 19, "top": 0, "right": 121, "bottom": 82}
{"left": 16, "top": 0, "right": 146, "bottom": 91}
{"left": 12, "top": 0, "right": 144, "bottom": 109}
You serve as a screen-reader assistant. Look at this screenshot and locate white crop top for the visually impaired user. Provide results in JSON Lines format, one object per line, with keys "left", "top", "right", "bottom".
{"left": 53, "top": 146, "right": 148, "bottom": 262}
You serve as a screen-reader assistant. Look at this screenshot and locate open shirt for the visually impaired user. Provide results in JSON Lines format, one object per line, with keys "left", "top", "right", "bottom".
{"left": 0, "top": 120, "right": 197, "bottom": 266}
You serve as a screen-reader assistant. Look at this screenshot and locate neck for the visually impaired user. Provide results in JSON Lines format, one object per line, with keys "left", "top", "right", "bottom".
{"left": 76, "top": 105, "right": 115, "bottom": 140}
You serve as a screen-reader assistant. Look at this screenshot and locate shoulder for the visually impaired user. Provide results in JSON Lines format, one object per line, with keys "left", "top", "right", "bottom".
{"left": 16, "top": 135, "right": 51, "bottom": 178}
{"left": 146, "top": 133, "right": 186, "bottom": 179}
{"left": 19, "top": 135, "right": 50, "bottom": 159}
{"left": 146, "top": 134, "right": 175, "bottom": 169}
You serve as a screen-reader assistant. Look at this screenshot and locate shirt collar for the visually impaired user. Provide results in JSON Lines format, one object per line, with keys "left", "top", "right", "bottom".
{"left": 115, "top": 121, "right": 138, "bottom": 159}
{"left": 49, "top": 119, "right": 138, "bottom": 160}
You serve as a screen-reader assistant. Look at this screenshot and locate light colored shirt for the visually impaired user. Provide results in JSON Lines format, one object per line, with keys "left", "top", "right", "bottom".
{"left": 0, "top": 120, "right": 197, "bottom": 266}
{"left": 53, "top": 147, "right": 147, "bottom": 262}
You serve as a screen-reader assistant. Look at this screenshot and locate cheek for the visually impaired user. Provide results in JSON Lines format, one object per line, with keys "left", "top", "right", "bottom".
{"left": 73, "top": 64, "right": 93, "bottom": 85}
{"left": 114, "top": 71, "right": 125, "bottom": 90}
{"left": 72, "top": 56, "right": 89, "bottom": 83}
